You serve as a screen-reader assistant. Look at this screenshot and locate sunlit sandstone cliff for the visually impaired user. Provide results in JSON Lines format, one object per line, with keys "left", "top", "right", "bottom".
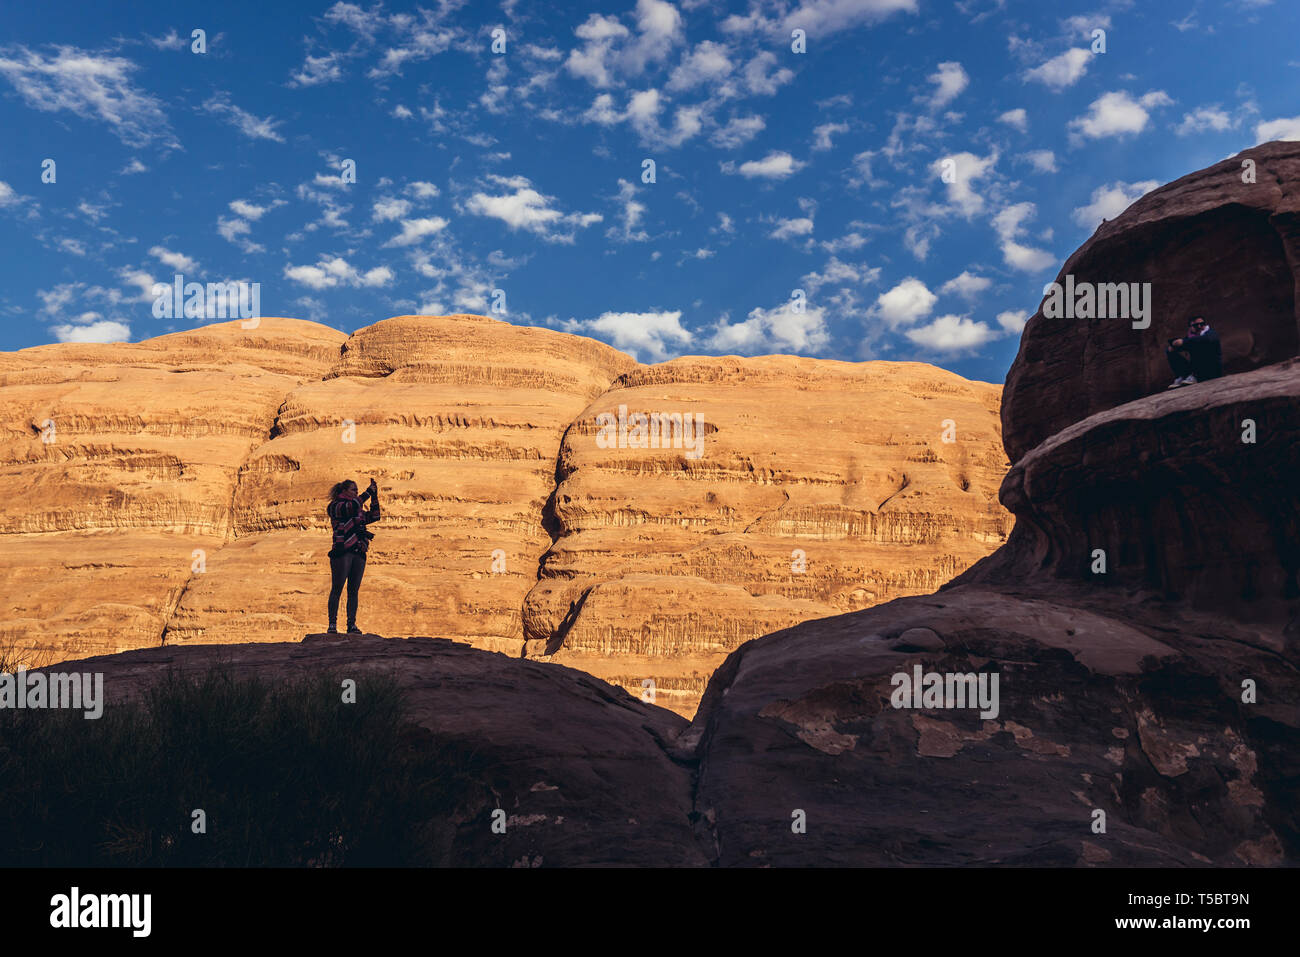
{"left": 0, "top": 314, "right": 1010, "bottom": 715}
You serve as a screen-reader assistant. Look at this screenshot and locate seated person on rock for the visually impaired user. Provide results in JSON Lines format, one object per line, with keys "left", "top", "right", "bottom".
{"left": 1165, "top": 315, "right": 1222, "bottom": 388}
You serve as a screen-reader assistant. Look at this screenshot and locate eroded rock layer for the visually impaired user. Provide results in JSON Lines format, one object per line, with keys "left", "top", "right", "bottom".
{"left": 524, "top": 356, "right": 1009, "bottom": 713}
{"left": 0, "top": 316, "right": 1009, "bottom": 715}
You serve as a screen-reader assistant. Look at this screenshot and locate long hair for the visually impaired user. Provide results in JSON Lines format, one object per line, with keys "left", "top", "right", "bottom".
{"left": 329, "top": 480, "right": 356, "bottom": 503}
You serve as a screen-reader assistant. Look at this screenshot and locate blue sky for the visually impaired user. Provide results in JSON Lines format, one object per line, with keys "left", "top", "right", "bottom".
{"left": 1, "top": 0, "right": 1297, "bottom": 383}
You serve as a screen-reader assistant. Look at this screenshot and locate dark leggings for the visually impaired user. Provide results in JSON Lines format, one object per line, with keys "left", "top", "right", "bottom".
{"left": 328, "top": 550, "right": 367, "bottom": 629}
{"left": 1166, "top": 347, "right": 1194, "bottom": 378}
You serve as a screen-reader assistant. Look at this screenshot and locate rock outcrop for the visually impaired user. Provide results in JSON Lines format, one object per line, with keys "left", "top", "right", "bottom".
{"left": 686, "top": 142, "right": 1300, "bottom": 865}
{"left": 0, "top": 316, "right": 1009, "bottom": 716}
{"left": 1003, "top": 139, "right": 1300, "bottom": 462}
{"left": 33, "top": 634, "right": 709, "bottom": 867}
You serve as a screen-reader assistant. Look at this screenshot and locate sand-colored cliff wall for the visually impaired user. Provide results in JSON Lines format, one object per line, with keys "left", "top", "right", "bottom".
{"left": 0, "top": 314, "right": 1009, "bottom": 715}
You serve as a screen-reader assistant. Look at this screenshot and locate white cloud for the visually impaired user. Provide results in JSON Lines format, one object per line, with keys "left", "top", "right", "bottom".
{"left": 905, "top": 314, "right": 996, "bottom": 352}
{"left": 203, "top": 92, "right": 285, "bottom": 142}
{"left": 903, "top": 223, "right": 938, "bottom": 261}
{"left": 565, "top": 0, "right": 683, "bottom": 87}
{"left": 119, "top": 268, "right": 159, "bottom": 302}
{"left": 464, "top": 175, "right": 601, "bottom": 242}
{"left": 383, "top": 216, "right": 449, "bottom": 247}
{"left": 583, "top": 91, "right": 623, "bottom": 125}
{"left": 1069, "top": 90, "right": 1172, "bottom": 141}
{"left": 0, "top": 45, "right": 176, "bottom": 147}
{"left": 939, "top": 271, "right": 991, "bottom": 299}
{"left": 568, "top": 309, "right": 692, "bottom": 361}
{"left": 933, "top": 150, "right": 997, "bottom": 217}
{"left": 726, "top": 150, "right": 806, "bottom": 179}
{"left": 289, "top": 53, "right": 343, "bottom": 87}
{"left": 566, "top": 15, "right": 628, "bottom": 87}
{"left": 1255, "top": 115, "right": 1300, "bottom": 143}
{"left": 667, "top": 40, "right": 732, "bottom": 90}
{"left": 1062, "top": 14, "right": 1111, "bottom": 37}
{"left": 741, "top": 51, "right": 793, "bottom": 95}
{"left": 146, "top": 30, "right": 187, "bottom": 51}
{"left": 800, "top": 255, "right": 875, "bottom": 292}
{"left": 608, "top": 178, "right": 649, "bottom": 242}
{"left": 706, "top": 301, "right": 829, "bottom": 355}
{"left": 812, "top": 121, "right": 849, "bottom": 151}
{"left": 149, "top": 246, "right": 198, "bottom": 272}
{"left": 392, "top": 104, "right": 413, "bottom": 119}
{"left": 779, "top": 0, "right": 919, "bottom": 35}
{"left": 1071, "top": 180, "right": 1159, "bottom": 228}
{"left": 284, "top": 256, "right": 394, "bottom": 289}
{"left": 925, "top": 61, "right": 968, "bottom": 110}
{"left": 1024, "top": 49, "right": 1092, "bottom": 90}
{"left": 994, "top": 202, "right": 1055, "bottom": 272}
{"left": 769, "top": 217, "right": 814, "bottom": 240}
{"left": 217, "top": 216, "right": 261, "bottom": 253}
{"left": 0, "top": 180, "right": 22, "bottom": 208}
{"left": 998, "top": 108, "right": 1027, "bottom": 131}
{"left": 621, "top": 87, "right": 704, "bottom": 148}
{"left": 363, "top": 6, "right": 459, "bottom": 79}
{"left": 407, "top": 181, "right": 441, "bottom": 198}
{"left": 710, "top": 113, "right": 765, "bottom": 148}
{"left": 228, "top": 198, "right": 282, "bottom": 220}
{"left": 1020, "top": 149, "right": 1057, "bottom": 173}
{"left": 874, "top": 277, "right": 936, "bottom": 326}
{"left": 996, "top": 310, "right": 1028, "bottom": 334}
{"left": 1175, "top": 106, "right": 1234, "bottom": 136}
{"left": 372, "top": 197, "right": 413, "bottom": 222}
{"left": 50, "top": 318, "right": 130, "bottom": 343}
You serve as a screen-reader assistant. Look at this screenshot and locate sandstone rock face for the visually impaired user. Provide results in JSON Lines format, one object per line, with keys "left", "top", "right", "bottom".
{"left": 0, "top": 316, "right": 1009, "bottom": 716}
{"left": 0, "top": 319, "right": 346, "bottom": 662}
{"left": 165, "top": 314, "right": 636, "bottom": 659}
{"left": 525, "top": 356, "right": 1009, "bottom": 713}
{"left": 1003, "top": 140, "right": 1300, "bottom": 463}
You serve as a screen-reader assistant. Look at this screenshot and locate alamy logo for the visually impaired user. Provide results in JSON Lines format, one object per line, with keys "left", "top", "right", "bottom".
{"left": 890, "top": 665, "right": 1000, "bottom": 719}
{"left": 152, "top": 273, "right": 260, "bottom": 321}
{"left": 595, "top": 404, "right": 705, "bottom": 460}
{"left": 50, "top": 887, "right": 151, "bottom": 937}
{"left": 0, "top": 667, "right": 103, "bottom": 719}
{"left": 1041, "top": 274, "right": 1152, "bottom": 329}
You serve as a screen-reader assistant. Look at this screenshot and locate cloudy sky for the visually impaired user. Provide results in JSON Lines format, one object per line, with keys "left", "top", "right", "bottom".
{"left": 2, "top": 0, "right": 1297, "bottom": 383}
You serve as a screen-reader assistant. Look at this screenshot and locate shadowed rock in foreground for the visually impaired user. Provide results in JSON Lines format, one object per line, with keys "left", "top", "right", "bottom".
{"left": 45, "top": 634, "right": 709, "bottom": 867}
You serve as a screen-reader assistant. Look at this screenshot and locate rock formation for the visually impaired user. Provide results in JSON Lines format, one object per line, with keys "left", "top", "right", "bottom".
{"left": 33, "top": 634, "right": 709, "bottom": 867}
{"left": 1003, "top": 139, "right": 1300, "bottom": 462}
{"left": 12, "top": 144, "right": 1300, "bottom": 866}
{"left": 0, "top": 315, "right": 1009, "bottom": 716}
{"left": 687, "top": 142, "right": 1300, "bottom": 865}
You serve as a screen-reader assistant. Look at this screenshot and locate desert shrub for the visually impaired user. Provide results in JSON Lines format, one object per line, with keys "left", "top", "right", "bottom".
{"left": 0, "top": 665, "right": 482, "bottom": 866}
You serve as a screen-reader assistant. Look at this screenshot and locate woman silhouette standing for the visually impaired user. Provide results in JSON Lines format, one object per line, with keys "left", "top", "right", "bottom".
{"left": 326, "top": 477, "right": 381, "bottom": 634}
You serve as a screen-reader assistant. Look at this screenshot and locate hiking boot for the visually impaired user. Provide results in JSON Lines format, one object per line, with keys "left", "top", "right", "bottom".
{"left": 1183, "top": 375, "right": 1198, "bottom": 385}
{"left": 347, "top": 625, "right": 363, "bottom": 635}
{"left": 326, "top": 624, "right": 338, "bottom": 634}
